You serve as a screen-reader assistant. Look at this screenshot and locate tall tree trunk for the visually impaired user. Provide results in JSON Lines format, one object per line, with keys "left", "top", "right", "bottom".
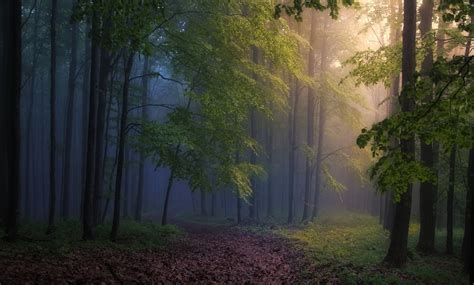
{"left": 384, "top": 0, "right": 417, "bottom": 267}
{"left": 462, "top": 3, "right": 473, "bottom": 276}
{"left": 80, "top": 21, "right": 91, "bottom": 221}
{"left": 82, "top": 9, "right": 100, "bottom": 240}
{"left": 93, "top": 49, "right": 111, "bottom": 225}
{"left": 24, "top": 1, "right": 41, "bottom": 219}
{"left": 161, "top": 166, "right": 175, "bottom": 226}
{"left": 383, "top": 0, "right": 402, "bottom": 232}
{"left": 2, "top": 0, "right": 22, "bottom": 241}
{"left": 417, "top": 0, "right": 436, "bottom": 254}
{"left": 446, "top": 145, "right": 456, "bottom": 254}
{"left": 463, "top": 128, "right": 473, "bottom": 277}
{"left": 302, "top": 11, "right": 317, "bottom": 222}
{"left": 110, "top": 52, "right": 135, "bottom": 241}
{"left": 62, "top": 2, "right": 79, "bottom": 218}
{"left": 266, "top": 113, "right": 274, "bottom": 218}
{"left": 312, "top": 17, "right": 329, "bottom": 220}
{"left": 47, "top": 0, "right": 58, "bottom": 234}
{"left": 249, "top": 46, "right": 259, "bottom": 220}
{"left": 135, "top": 57, "right": 150, "bottom": 222}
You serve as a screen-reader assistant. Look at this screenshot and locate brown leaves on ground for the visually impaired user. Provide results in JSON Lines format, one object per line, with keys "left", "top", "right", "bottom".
{"left": 0, "top": 223, "right": 338, "bottom": 284}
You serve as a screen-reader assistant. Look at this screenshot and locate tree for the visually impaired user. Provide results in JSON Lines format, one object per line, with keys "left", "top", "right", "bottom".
{"left": 47, "top": 0, "right": 58, "bottom": 234}
{"left": 302, "top": 11, "right": 317, "bottom": 222}
{"left": 383, "top": 0, "right": 417, "bottom": 266}
{"left": 417, "top": 0, "right": 437, "bottom": 254}
{"left": 82, "top": 7, "right": 100, "bottom": 240}
{"left": 135, "top": 57, "right": 150, "bottom": 222}
{"left": 1, "top": 0, "right": 22, "bottom": 241}
{"left": 111, "top": 52, "right": 135, "bottom": 241}
{"left": 62, "top": 0, "right": 79, "bottom": 218}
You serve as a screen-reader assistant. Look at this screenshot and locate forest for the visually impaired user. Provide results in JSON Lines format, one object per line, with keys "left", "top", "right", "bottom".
{"left": 0, "top": 0, "right": 473, "bottom": 284}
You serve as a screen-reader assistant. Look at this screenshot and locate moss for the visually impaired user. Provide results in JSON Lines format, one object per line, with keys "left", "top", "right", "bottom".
{"left": 279, "top": 212, "right": 468, "bottom": 285}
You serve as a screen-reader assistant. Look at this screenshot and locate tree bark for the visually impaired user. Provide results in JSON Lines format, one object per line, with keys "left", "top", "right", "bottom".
{"left": 47, "top": 0, "right": 58, "bottom": 234}
{"left": 446, "top": 145, "right": 456, "bottom": 254}
{"left": 62, "top": 1, "right": 79, "bottom": 218}
{"left": 417, "top": 0, "right": 436, "bottom": 254}
{"left": 312, "top": 17, "right": 329, "bottom": 220}
{"left": 82, "top": 9, "right": 100, "bottom": 240}
{"left": 302, "top": 11, "right": 317, "bottom": 222}
{"left": 110, "top": 52, "right": 135, "bottom": 241}
{"left": 2, "top": 0, "right": 22, "bottom": 241}
{"left": 135, "top": 57, "right": 150, "bottom": 222}
{"left": 384, "top": 0, "right": 417, "bottom": 267}
{"left": 93, "top": 48, "right": 111, "bottom": 225}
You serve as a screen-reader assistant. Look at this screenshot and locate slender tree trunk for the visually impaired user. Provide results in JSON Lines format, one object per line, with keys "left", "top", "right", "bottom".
{"left": 384, "top": 0, "right": 417, "bottom": 267}
{"left": 62, "top": 2, "right": 79, "bottom": 218}
{"left": 2, "top": 0, "right": 22, "bottom": 241}
{"left": 446, "top": 146, "right": 456, "bottom": 254}
{"left": 463, "top": 128, "right": 473, "bottom": 276}
{"left": 383, "top": 0, "right": 402, "bottom": 233}
{"left": 135, "top": 57, "right": 149, "bottom": 221}
{"left": 266, "top": 113, "right": 274, "bottom": 218}
{"left": 161, "top": 167, "right": 175, "bottom": 226}
{"left": 80, "top": 21, "right": 91, "bottom": 221}
{"left": 93, "top": 49, "right": 111, "bottom": 225}
{"left": 462, "top": 4, "right": 473, "bottom": 276}
{"left": 47, "top": 0, "right": 58, "bottom": 234}
{"left": 24, "top": 2, "right": 41, "bottom": 219}
{"left": 110, "top": 52, "right": 135, "bottom": 241}
{"left": 82, "top": 10, "right": 100, "bottom": 240}
{"left": 302, "top": 11, "right": 317, "bottom": 222}
{"left": 417, "top": 0, "right": 436, "bottom": 254}
{"left": 312, "top": 17, "right": 329, "bottom": 220}
{"left": 248, "top": 46, "right": 259, "bottom": 220}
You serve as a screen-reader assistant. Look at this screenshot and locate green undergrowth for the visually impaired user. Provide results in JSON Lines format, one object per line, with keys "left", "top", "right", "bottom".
{"left": 279, "top": 212, "right": 468, "bottom": 285}
{"left": 0, "top": 219, "right": 181, "bottom": 256}
{"left": 175, "top": 214, "right": 237, "bottom": 227}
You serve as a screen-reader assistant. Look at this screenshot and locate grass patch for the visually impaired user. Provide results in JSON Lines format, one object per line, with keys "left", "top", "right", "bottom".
{"left": 0, "top": 219, "right": 182, "bottom": 256}
{"left": 279, "top": 212, "right": 468, "bottom": 285}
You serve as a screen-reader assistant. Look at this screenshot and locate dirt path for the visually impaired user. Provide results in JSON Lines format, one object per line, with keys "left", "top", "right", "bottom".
{"left": 0, "top": 224, "right": 335, "bottom": 284}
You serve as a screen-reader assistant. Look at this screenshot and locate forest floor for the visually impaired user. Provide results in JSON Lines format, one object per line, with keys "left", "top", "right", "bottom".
{"left": 0, "top": 213, "right": 469, "bottom": 284}
{"left": 0, "top": 219, "right": 329, "bottom": 284}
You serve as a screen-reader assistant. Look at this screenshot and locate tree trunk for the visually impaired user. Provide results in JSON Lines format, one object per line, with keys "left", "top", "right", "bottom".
{"left": 2, "top": 0, "right": 22, "bottom": 241}
{"left": 135, "top": 57, "right": 150, "bottom": 222}
{"left": 302, "top": 11, "right": 317, "bottom": 222}
{"left": 24, "top": 2, "right": 41, "bottom": 220}
{"left": 82, "top": 9, "right": 100, "bottom": 240}
{"left": 93, "top": 49, "right": 111, "bottom": 225}
{"left": 161, "top": 167, "right": 175, "bottom": 226}
{"left": 266, "top": 113, "right": 274, "bottom": 218}
{"left": 463, "top": 128, "right": 473, "bottom": 276}
{"left": 384, "top": 0, "right": 417, "bottom": 267}
{"left": 62, "top": 2, "right": 79, "bottom": 218}
{"left": 312, "top": 17, "right": 329, "bottom": 220}
{"left": 47, "top": 0, "right": 58, "bottom": 234}
{"left": 417, "top": 0, "right": 436, "bottom": 254}
{"left": 111, "top": 52, "right": 135, "bottom": 241}
{"left": 446, "top": 145, "right": 456, "bottom": 254}
{"left": 249, "top": 46, "right": 259, "bottom": 220}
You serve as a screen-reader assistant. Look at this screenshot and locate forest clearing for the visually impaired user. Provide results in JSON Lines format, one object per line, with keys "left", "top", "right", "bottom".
{"left": 0, "top": 0, "right": 473, "bottom": 284}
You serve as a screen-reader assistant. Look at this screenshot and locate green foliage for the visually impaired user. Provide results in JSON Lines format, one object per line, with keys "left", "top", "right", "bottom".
{"left": 344, "top": 43, "right": 402, "bottom": 87}
{"left": 0, "top": 220, "right": 181, "bottom": 256}
{"left": 274, "top": 0, "right": 356, "bottom": 21}
{"left": 131, "top": 0, "right": 305, "bottom": 198}
{"left": 74, "top": 0, "right": 165, "bottom": 54}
